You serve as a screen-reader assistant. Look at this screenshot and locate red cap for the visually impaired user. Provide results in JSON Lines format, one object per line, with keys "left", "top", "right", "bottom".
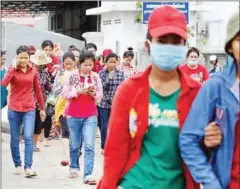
{"left": 148, "top": 6, "right": 187, "bottom": 40}
{"left": 102, "top": 49, "right": 113, "bottom": 59}
{"left": 28, "top": 45, "right": 36, "bottom": 55}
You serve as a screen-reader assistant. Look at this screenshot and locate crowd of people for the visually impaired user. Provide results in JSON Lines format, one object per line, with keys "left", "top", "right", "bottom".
{"left": 1, "top": 5, "right": 239, "bottom": 189}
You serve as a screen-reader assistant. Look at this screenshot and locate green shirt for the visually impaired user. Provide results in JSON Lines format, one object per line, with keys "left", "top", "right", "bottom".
{"left": 120, "top": 88, "right": 185, "bottom": 189}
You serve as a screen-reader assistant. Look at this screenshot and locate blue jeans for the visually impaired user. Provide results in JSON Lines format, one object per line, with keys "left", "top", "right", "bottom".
{"left": 99, "top": 108, "right": 111, "bottom": 149}
{"left": 8, "top": 109, "right": 36, "bottom": 169}
{"left": 67, "top": 116, "right": 97, "bottom": 181}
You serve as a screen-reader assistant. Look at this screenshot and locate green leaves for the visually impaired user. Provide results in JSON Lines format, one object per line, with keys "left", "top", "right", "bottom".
{"left": 134, "top": 1, "right": 143, "bottom": 24}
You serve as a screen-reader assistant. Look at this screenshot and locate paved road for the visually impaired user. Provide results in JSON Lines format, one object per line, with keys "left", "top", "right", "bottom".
{"left": 2, "top": 133, "right": 103, "bottom": 189}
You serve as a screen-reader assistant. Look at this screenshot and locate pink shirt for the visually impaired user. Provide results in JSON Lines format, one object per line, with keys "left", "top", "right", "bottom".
{"left": 61, "top": 70, "right": 103, "bottom": 118}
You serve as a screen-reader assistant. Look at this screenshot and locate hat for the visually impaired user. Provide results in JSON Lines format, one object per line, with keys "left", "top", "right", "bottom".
{"left": 30, "top": 50, "right": 52, "bottom": 66}
{"left": 209, "top": 55, "right": 217, "bottom": 61}
{"left": 28, "top": 45, "right": 36, "bottom": 55}
{"left": 148, "top": 6, "right": 187, "bottom": 40}
{"left": 225, "top": 10, "right": 239, "bottom": 54}
{"left": 102, "top": 49, "right": 113, "bottom": 59}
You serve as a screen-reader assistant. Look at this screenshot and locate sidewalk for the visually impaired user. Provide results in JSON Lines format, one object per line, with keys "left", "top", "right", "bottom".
{"left": 2, "top": 133, "right": 103, "bottom": 189}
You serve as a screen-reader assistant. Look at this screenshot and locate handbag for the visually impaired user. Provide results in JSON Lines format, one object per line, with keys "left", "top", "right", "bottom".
{"left": 46, "top": 103, "right": 55, "bottom": 116}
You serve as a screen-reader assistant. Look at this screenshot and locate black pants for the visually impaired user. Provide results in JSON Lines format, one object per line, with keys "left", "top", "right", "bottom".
{"left": 99, "top": 107, "right": 111, "bottom": 150}
{"left": 42, "top": 115, "right": 52, "bottom": 138}
{"left": 59, "top": 116, "right": 69, "bottom": 139}
{"left": 34, "top": 109, "right": 42, "bottom": 135}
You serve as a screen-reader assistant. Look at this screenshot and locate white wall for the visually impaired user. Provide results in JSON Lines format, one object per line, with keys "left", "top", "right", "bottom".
{"left": 197, "top": 2, "right": 239, "bottom": 52}
{"left": 101, "top": 11, "right": 147, "bottom": 65}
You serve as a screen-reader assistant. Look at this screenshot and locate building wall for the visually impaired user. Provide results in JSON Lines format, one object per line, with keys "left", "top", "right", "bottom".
{"left": 34, "top": 15, "right": 49, "bottom": 31}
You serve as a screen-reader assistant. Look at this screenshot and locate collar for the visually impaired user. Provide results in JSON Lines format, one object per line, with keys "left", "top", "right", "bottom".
{"left": 16, "top": 63, "right": 33, "bottom": 72}
{"left": 131, "top": 65, "right": 201, "bottom": 90}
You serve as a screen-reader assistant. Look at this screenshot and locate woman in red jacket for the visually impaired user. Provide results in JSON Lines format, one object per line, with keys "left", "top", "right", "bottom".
{"left": 1, "top": 46, "right": 46, "bottom": 178}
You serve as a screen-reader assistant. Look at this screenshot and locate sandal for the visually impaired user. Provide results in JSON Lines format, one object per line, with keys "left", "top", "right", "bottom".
{"left": 84, "top": 176, "right": 97, "bottom": 185}
{"left": 60, "top": 160, "right": 69, "bottom": 166}
{"left": 25, "top": 169, "right": 37, "bottom": 178}
{"left": 68, "top": 171, "right": 79, "bottom": 179}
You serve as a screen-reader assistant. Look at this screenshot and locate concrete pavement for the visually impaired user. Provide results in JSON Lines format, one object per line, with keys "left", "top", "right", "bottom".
{"left": 2, "top": 133, "right": 103, "bottom": 189}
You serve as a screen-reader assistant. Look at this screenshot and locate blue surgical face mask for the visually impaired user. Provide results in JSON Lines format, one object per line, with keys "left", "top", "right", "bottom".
{"left": 188, "top": 59, "right": 199, "bottom": 66}
{"left": 150, "top": 44, "right": 187, "bottom": 71}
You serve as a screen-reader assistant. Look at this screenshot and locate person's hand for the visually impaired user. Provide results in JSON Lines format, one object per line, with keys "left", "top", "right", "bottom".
{"left": 109, "top": 71, "right": 114, "bottom": 80}
{"left": 87, "top": 90, "right": 96, "bottom": 98}
{"left": 40, "top": 110, "right": 46, "bottom": 122}
{"left": 88, "top": 85, "right": 95, "bottom": 92}
{"left": 77, "top": 88, "right": 88, "bottom": 95}
{"left": 204, "top": 122, "right": 222, "bottom": 148}
{"left": 12, "top": 56, "right": 19, "bottom": 69}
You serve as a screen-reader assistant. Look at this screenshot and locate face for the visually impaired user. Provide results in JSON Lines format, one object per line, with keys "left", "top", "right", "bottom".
{"left": 43, "top": 46, "right": 53, "bottom": 56}
{"left": 210, "top": 60, "right": 217, "bottom": 66}
{"left": 188, "top": 52, "right": 199, "bottom": 62}
{"left": 64, "top": 57, "right": 75, "bottom": 71}
{"left": 228, "top": 33, "right": 240, "bottom": 65}
{"left": 80, "top": 58, "right": 93, "bottom": 74}
{"left": 72, "top": 50, "right": 80, "bottom": 64}
{"left": 123, "top": 56, "right": 133, "bottom": 66}
{"left": 145, "top": 34, "right": 185, "bottom": 53}
{"left": 87, "top": 47, "right": 96, "bottom": 56}
{"left": 17, "top": 52, "right": 29, "bottom": 67}
{"left": 1, "top": 54, "right": 6, "bottom": 66}
{"left": 106, "top": 57, "right": 118, "bottom": 71}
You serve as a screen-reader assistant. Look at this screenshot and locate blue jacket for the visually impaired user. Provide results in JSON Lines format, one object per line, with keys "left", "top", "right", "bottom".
{"left": 1, "top": 68, "right": 8, "bottom": 109}
{"left": 179, "top": 58, "right": 239, "bottom": 189}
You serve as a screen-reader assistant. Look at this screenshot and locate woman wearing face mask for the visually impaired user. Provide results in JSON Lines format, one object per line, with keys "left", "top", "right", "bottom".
{"left": 53, "top": 51, "right": 77, "bottom": 166}
{"left": 209, "top": 55, "right": 223, "bottom": 75}
{"left": 61, "top": 50, "right": 103, "bottom": 184}
{"left": 1, "top": 46, "right": 46, "bottom": 178}
{"left": 97, "top": 6, "right": 222, "bottom": 189}
{"left": 180, "top": 47, "right": 209, "bottom": 83}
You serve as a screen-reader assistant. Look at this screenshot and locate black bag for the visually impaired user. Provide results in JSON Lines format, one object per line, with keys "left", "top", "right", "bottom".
{"left": 45, "top": 104, "right": 55, "bottom": 116}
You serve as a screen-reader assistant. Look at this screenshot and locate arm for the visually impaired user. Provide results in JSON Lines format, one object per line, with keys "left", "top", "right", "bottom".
{"left": 179, "top": 81, "right": 222, "bottom": 189}
{"left": 52, "top": 71, "right": 63, "bottom": 97}
{"left": 229, "top": 122, "right": 240, "bottom": 189}
{"left": 45, "top": 71, "right": 52, "bottom": 95}
{"left": 98, "top": 81, "right": 132, "bottom": 189}
{"left": 93, "top": 73, "right": 103, "bottom": 104}
{"left": 33, "top": 71, "right": 45, "bottom": 110}
{"left": 99, "top": 71, "right": 110, "bottom": 90}
{"left": 1, "top": 67, "right": 15, "bottom": 87}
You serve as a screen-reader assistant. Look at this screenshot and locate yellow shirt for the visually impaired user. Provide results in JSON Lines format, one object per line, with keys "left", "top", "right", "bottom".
{"left": 55, "top": 73, "right": 67, "bottom": 126}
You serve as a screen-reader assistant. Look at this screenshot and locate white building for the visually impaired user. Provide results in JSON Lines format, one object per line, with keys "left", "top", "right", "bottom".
{"left": 85, "top": 1, "right": 239, "bottom": 70}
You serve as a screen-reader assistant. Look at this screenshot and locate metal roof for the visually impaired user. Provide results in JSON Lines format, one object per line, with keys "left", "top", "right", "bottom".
{"left": 1, "top": 1, "right": 96, "bottom": 17}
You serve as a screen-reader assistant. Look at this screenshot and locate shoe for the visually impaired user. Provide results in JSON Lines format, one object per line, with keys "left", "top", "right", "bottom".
{"left": 44, "top": 139, "right": 50, "bottom": 147}
{"left": 78, "top": 151, "right": 82, "bottom": 157}
{"left": 25, "top": 169, "right": 37, "bottom": 178}
{"left": 34, "top": 147, "right": 40, "bottom": 152}
{"left": 14, "top": 166, "right": 22, "bottom": 175}
{"left": 60, "top": 160, "right": 69, "bottom": 166}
